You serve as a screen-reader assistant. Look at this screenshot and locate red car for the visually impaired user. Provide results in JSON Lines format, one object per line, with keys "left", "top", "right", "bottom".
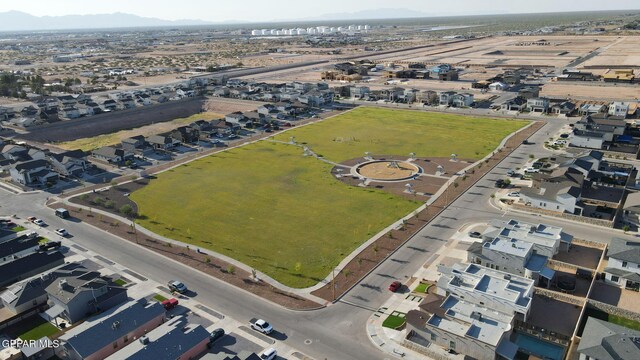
{"left": 162, "top": 298, "right": 179, "bottom": 310}
{"left": 389, "top": 281, "right": 402, "bottom": 292}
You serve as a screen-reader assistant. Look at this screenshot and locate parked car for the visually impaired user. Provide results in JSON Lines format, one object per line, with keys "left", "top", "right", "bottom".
{"left": 27, "top": 216, "right": 37, "bottom": 222}
{"left": 507, "top": 192, "right": 520, "bottom": 198}
{"left": 249, "top": 318, "right": 273, "bottom": 335}
{"left": 524, "top": 168, "right": 540, "bottom": 174}
{"left": 33, "top": 219, "right": 45, "bottom": 226}
{"left": 468, "top": 231, "right": 482, "bottom": 239}
{"left": 260, "top": 348, "right": 277, "bottom": 360}
{"left": 208, "top": 328, "right": 225, "bottom": 345}
{"left": 55, "top": 228, "right": 69, "bottom": 237}
{"left": 167, "top": 280, "right": 188, "bottom": 294}
{"left": 506, "top": 170, "right": 515, "bottom": 177}
{"left": 162, "top": 298, "right": 179, "bottom": 310}
{"left": 389, "top": 281, "right": 402, "bottom": 292}
{"left": 559, "top": 133, "right": 570, "bottom": 139}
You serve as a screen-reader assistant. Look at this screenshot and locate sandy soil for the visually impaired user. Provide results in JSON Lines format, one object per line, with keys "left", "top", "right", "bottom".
{"left": 542, "top": 83, "right": 640, "bottom": 101}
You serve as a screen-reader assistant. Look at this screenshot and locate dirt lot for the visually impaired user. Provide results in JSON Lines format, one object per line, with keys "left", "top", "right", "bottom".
{"left": 17, "top": 97, "right": 205, "bottom": 142}
{"left": 542, "top": 83, "right": 640, "bottom": 101}
{"left": 203, "top": 98, "right": 266, "bottom": 114}
{"left": 528, "top": 294, "right": 583, "bottom": 337}
{"left": 589, "top": 282, "right": 640, "bottom": 313}
{"left": 553, "top": 244, "right": 602, "bottom": 270}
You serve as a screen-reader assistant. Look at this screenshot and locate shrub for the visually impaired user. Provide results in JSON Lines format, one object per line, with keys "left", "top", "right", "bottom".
{"left": 104, "top": 200, "right": 115, "bottom": 209}
{"left": 120, "top": 204, "right": 134, "bottom": 216}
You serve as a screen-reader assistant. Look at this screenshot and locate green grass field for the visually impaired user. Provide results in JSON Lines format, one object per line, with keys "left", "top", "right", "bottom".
{"left": 274, "top": 107, "right": 528, "bottom": 162}
{"left": 132, "top": 108, "right": 528, "bottom": 288}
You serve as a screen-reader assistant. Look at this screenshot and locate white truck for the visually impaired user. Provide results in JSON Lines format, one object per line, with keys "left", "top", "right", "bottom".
{"left": 249, "top": 318, "right": 273, "bottom": 335}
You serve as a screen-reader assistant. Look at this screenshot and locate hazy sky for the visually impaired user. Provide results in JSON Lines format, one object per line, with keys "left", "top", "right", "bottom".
{"left": 1, "top": 0, "right": 639, "bottom": 22}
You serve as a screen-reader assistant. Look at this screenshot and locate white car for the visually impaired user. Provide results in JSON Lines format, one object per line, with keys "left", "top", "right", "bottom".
{"left": 33, "top": 219, "right": 45, "bottom": 226}
{"left": 260, "top": 348, "right": 277, "bottom": 360}
{"left": 55, "top": 228, "right": 69, "bottom": 237}
{"left": 524, "top": 168, "right": 540, "bottom": 174}
{"left": 507, "top": 192, "right": 520, "bottom": 198}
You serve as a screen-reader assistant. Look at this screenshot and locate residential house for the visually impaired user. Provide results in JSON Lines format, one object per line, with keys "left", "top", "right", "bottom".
{"left": 466, "top": 238, "right": 555, "bottom": 287}
{"left": 451, "top": 93, "right": 474, "bottom": 107}
{"left": 526, "top": 98, "right": 550, "bottom": 113}
{"left": 121, "top": 135, "right": 148, "bottom": 152}
{"left": 102, "top": 99, "right": 118, "bottom": 111}
{"left": 0, "top": 263, "right": 89, "bottom": 316}
{"left": 436, "top": 263, "right": 534, "bottom": 320}
{"left": 579, "top": 104, "right": 607, "bottom": 116}
{"left": 608, "top": 101, "right": 630, "bottom": 118}
{"left": 430, "top": 64, "right": 452, "bottom": 74}
{"left": 60, "top": 106, "right": 80, "bottom": 119}
{"left": 501, "top": 97, "right": 527, "bottom": 111}
{"left": 92, "top": 146, "right": 131, "bottom": 164}
{"left": 518, "top": 87, "right": 540, "bottom": 99}
{"left": 44, "top": 273, "right": 128, "bottom": 324}
{"left": 438, "top": 70, "right": 459, "bottom": 81}
{"left": 439, "top": 91, "right": 456, "bottom": 106}
{"left": 520, "top": 167, "right": 585, "bottom": 214}
{"left": 570, "top": 130, "right": 605, "bottom": 149}
{"left": 105, "top": 316, "right": 210, "bottom": 360}
{"left": 170, "top": 126, "right": 200, "bottom": 144}
{"left": 406, "top": 294, "right": 519, "bottom": 360}
{"left": 0, "top": 251, "right": 65, "bottom": 288}
{"left": 406, "top": 263, "right": 533, "bottom": 360}
{"left": 577, "top": 317, "right": 640, "bottom": 360}
{"left": 147, "top": 135, "right": 178, "bottom": 150}
{"left": 603, "top": 237, "right": 640, "bottom": 290}
{"left": 349, "top": 86, "right": 370, "bottom": 99}
{"left": 551, "top": 101, "right": 576, "bottom": 115}
{"left": 58, "top": 300, "right": 165, "bottom": 360}
{"left": 482, "top": 219, "right": 572, "bottom": 256}
{"left": 10, "top": 159, "right": 58, "bottom": 186}
{"left": 489, "top": 82, "right": 509, "bottom": 91}
{"left": 48, "top": 150, "right": 87, "bottom": 177}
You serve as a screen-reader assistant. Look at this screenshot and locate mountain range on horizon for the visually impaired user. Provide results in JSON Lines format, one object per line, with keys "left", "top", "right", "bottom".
{"left": 0, "top": 8, "right": 434, "bottom": 31}
{"left": 0, "top": 8, "right": 637, "bottom": 32}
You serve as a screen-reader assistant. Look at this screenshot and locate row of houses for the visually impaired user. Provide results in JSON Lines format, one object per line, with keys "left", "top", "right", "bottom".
{"left": 213, "top": 80, "right": 334, "bottom": 107}
{"left": 520, "top": 150, "right": 633, "bottom": 217}
{"left": 0, "top": 140, "right": 90, "bottom": 187}
{"left": 0, "top": 260, "right": 213, "bottom": 360}
{"left": 0, "top": 83, "right": 200, "bottom": 128}
{"left": 406, "top": 218, "right": 640, "bottom": 360}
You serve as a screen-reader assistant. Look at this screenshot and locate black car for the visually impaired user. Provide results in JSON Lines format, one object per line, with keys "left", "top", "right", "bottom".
{"left": 208, "top": 328, "right": 225, "bottom": 347}
{"left": 468, "top": 231, "right": 482, "bottom": 239}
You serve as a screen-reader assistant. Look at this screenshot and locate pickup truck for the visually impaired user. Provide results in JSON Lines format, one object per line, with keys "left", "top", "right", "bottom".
{"left": 249, "top": 318, "right": 273, "bottom": 335}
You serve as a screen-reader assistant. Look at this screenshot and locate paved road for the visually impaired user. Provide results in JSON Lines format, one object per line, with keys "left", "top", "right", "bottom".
{"left": 1, "top": 114, "right": 635, "bottom": 359}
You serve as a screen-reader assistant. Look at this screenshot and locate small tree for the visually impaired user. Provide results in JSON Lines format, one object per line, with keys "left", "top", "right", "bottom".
{"left": 120, "top": 204, "right": 134, "bottom": 217}
{"left": 357, "top": 258, "right": 363, "bottom": 267}
{"left": 104, "top": 200, "right": 115, "bottom": 209}
{"left": 205, "top": 257, "right": 211, "bottom": 263}
{"left": 226, "top": 265, "right": 236, "bottom": 274}
{"left": 343, "top": 270, "right": 353, "bottom": 278}
{"left": 623, "top": 225, "right": 630, "bottom": 234}
{"left": 373, "top": 244, "right": 379, "bottom": 254}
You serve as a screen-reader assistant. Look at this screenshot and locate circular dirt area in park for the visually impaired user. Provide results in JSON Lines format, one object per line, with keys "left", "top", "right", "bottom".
{"left": 356, "top": 160, "right": 422, "bottom": 181}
